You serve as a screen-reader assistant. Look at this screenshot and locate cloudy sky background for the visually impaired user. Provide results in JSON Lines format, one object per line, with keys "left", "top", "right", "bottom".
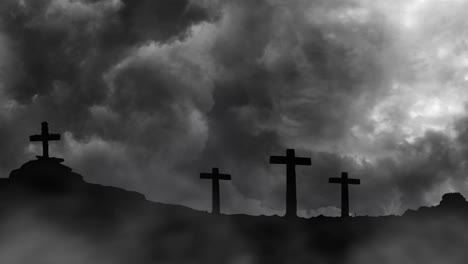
{"left": 1, "top": 0, "right": 468, "bottom": 216}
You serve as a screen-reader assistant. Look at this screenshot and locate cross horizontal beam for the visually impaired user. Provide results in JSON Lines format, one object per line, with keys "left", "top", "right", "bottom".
{"left": 200, "top": 168, "right": 231, "bottom": 180}
{"left": 270, "top": 148, "right": 311, "bottom": 166}
{"left": 270, "top": 156, "right": 311, "bottom": 165}
{"left": 30, "top": 134, "right": 60, "bottom": 141}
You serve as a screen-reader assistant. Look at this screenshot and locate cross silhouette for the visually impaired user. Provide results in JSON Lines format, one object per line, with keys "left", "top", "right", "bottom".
{"left": 30, "top": 122, "right": 61, "bottom": 159}
{"left": 329, "top": 172, "right": 360, "bottom": 218}
{"left": 200, "top": 168, "right": 231, "bottom": 215}
{"left": 270, "top": 149, "right": 311, "bottom": 217}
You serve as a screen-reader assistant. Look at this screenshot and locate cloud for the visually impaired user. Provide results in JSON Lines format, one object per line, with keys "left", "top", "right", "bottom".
{"left": 1, "top": 0, "right": 468, "bottom": 216}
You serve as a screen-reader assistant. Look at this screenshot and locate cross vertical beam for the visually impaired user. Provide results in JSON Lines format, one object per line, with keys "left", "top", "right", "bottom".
{"left": 29, "top": 122, "right": 61, "bottom": 159}
{"left": 200, "top": 168, "right": 231, "bottom": 215}
{"left": 329, "top": 172, "right": 360, "bottom": 218}
{"left": 270, "top": 149, "right": 311, "bottom": 217}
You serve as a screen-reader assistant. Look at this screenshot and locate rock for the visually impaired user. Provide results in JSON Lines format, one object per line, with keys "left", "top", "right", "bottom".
{"left": 9, "top": 157, "right": 85, "bottom": 192}
{"left": 438, "top": 192, "right": 467, "bottom": 209}
{"left": 404, "top": 192, "right": 468, "bottom": 217}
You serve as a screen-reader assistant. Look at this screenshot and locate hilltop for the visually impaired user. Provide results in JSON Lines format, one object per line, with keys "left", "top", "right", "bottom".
{"left": 0, "top": 157, "right": 467, "bottom": 263}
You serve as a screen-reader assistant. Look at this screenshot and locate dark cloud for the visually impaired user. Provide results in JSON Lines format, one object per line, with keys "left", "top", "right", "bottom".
{"left": 119, "top": 0, "right": 208, "bottom": 42}
{"left": 0, "top": 0, "right": 467, "bottom": 216}
{"left": 0, "top": 0, "right": 208, "bottom": 103}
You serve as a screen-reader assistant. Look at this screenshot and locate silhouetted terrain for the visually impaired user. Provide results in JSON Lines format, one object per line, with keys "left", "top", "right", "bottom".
{"left": 1, "top": 157, "right": 468, "bottom": 264}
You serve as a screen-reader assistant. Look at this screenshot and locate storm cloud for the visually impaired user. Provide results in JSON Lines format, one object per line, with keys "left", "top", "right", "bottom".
{"left": 1, "top": 0, "right": 468, "bottom": 216}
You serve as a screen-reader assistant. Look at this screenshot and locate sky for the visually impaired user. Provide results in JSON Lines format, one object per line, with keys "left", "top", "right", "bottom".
{"left": 1, "top": 0, "right": 468, "bottom": 217}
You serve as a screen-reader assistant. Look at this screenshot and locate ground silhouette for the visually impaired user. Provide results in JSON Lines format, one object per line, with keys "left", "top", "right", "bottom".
{"left": 1, "top": 123, "right": 467, "bottom": 263}
{"left": 9, "top": 157, "right": 84, "bottom": 191}
{"left": 1, "top": 155, "right": 468, "bottom": 263}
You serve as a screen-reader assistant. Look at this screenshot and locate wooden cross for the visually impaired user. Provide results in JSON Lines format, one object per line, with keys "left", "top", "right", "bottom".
{"left": 270, "top": 149, "right": 311, "bottom": 217}
{"left": 329, "top": 172, "right": 360, "bottom": 218}
{"left": 30, "top": 122, "right": 61, "bottom": 159}
{"left": 200, "top": 168, "right": 231, "bottom": 215}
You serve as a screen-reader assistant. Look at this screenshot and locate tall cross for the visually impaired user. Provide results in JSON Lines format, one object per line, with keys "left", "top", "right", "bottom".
{"left": 200, "top": 168, "right": 231, "bottom": 215}
{"left": 30, "top": 122, "right": 61, "bottom": 159}
{"left": 270, "top": 148, "right": 311, "bottom": 217}
{"left": 329, "top": 172, "right": 360, "bottom": 218}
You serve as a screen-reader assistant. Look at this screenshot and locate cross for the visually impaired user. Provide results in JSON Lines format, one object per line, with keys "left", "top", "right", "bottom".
{"left": 329, "top": 172, "right": 360, "bottom": 218}
{"left": 270, "top": 148, "right": 311, "bottom": 217}
{"left": 29, "top": 122, "right": 61, "bottom": 159}
{"left": 200, "top": 168, "right": 231, "bottom": 215}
